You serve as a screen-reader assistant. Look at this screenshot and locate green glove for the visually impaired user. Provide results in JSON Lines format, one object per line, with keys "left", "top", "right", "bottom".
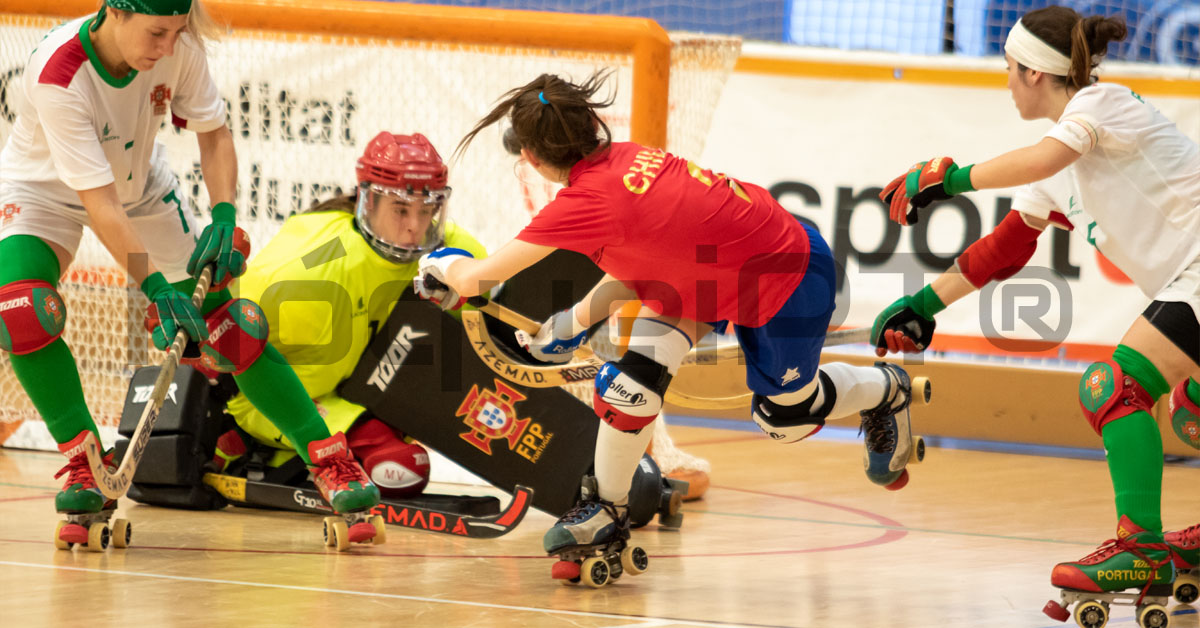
{"left": 187, "top": 202, "right": 246, "bottom": 287}
{"left": 870, "top": 284, "right": 946, "bottom": 356}
{"left": 141, "top": 272, "right": 208, "bottom": 351}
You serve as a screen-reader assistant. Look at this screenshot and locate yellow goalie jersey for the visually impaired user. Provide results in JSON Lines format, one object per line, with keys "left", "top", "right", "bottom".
{"left": 225, "top": 209, "right": 487, "bottom": 452}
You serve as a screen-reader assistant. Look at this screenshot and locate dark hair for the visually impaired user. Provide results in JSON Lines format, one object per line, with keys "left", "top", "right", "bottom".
{"left": 307, "top": 192, "right": 355, "bottom": 214}
{"left": 1019, "top": 6, "right": 1128, "bottom": 90}
{"left": 456, "top": 70, "right": 615, "bottom": 171}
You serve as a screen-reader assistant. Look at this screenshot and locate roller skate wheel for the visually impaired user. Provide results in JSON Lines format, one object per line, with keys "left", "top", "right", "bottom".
{"left": 327, "top": 519, "right": 350, "bottom": 551}
{"left": 581, "top": 556, "right": 610, "bottom": 588}
{"left": 909, "top": 436, "right": 926, "bottom": 464}
{"left": 54, "top": 521, "right": 73, "bottom": 550}
{"left": 1073, "top": 600, "right": 1108, "bottom": 628}
{"left": 322, "top": 517, "right": 339, "bottom": 547}
{"left": 1042, "top": 600, "right": 1070, "bottom": 622}
{"left": 1136, "top": 603, "right": 1168, "bottom": 628}
{"left": 658, "top": 511, "right": 684, "bottom": 529}
{"left": 620, "top": 546, "right": 649, "bottom": 576}
{"left": 551, "top": 560, "right": 581, "bottom": 582}
{"left": 111, "top": 519, "right": 131, "bottom": 549}
{"left": 663, "top": 485, "right": 684, "bottom": 516}
{"left": 86, "top": 522, "right": 110, "bottom": 552}
{"left": 369, "top": 515, "right": 387, "bottom": 546}
{"left": 347, "top": 521, "right": 375, "bottom": 544}
{"left": 1174, "top": 573, "right": 1199, "bottom": 605}
{"left": 912, "top": 376, "right": 932, "bottom": 404}
{"left": 884, "top": 469, "right": 909, "bottom": 491}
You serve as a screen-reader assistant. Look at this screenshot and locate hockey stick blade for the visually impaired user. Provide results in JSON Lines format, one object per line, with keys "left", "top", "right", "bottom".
{"left": 462, "top": 309, "right": 604, "bottom": 389}
{"left": 203, "top": 473, "right": 533, "bottom": 539}
{"left": 84, "top": 266, "right": 213, "bottom": 499}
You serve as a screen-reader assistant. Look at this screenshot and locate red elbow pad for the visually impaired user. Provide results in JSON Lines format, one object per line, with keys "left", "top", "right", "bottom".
{"left": 956, "top": 212, "right": 1042, "bottom": 288}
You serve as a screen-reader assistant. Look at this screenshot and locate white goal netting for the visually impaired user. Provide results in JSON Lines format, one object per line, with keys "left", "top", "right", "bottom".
{"left": 0, "top": 9, "right": 738, "bottom": 484}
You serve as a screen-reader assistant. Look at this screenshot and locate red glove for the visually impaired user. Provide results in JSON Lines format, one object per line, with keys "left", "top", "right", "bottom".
{"left": 879, "top": 157, "right": 973, "bottom": 226}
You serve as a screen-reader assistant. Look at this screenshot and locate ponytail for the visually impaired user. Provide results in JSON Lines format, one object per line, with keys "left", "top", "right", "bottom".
{"left": 456, "top": 70, "right": 615, "bottom": 171}
{"left": 1067, "top": 14, "right": 1128, "bottom": 90}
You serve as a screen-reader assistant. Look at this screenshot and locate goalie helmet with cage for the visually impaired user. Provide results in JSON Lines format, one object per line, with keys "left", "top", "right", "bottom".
{"left": 355, "top": 132, "right": 451, "bottom": 263}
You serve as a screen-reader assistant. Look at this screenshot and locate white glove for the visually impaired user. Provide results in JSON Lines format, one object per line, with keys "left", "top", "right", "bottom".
{"left": 515, "top": 307, "right": 590, "bottom": 364}
{"left": 415, "top": 247, "right": 474, "bottom": 311}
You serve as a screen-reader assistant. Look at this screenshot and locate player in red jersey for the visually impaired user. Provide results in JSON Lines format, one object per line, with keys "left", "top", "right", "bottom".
{"left": 418, "top": 71, "right": 922, "bottom": 574}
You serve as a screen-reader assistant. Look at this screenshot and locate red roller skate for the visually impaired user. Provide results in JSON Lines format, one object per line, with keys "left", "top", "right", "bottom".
{"left": 1042, "top": 516, "right": 1174, "bottom": 628}
{"left": 1166, "top": 522, "right": 1199, "bottom": 605}
{"left": 308, "top": 432, "right": 385, "bottom": 551}
{"left": 53, "top": 431, "right": 130, "bottom": 552}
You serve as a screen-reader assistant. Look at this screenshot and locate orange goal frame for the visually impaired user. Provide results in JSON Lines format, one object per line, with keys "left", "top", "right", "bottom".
{"left": 10, "top": 0, "right": 672, "bottom": 148}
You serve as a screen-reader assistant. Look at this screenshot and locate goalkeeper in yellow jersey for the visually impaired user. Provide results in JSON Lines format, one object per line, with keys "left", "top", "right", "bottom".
{"left": 214, "top": 131, "right": 487, "bottom": 500}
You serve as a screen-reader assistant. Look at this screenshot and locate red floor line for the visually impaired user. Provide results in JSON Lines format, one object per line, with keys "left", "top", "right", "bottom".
{"left": 0, "top": 493, "right": 55, "bottom": 503}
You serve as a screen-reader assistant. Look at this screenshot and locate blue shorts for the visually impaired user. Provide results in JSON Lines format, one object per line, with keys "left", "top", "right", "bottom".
{"left": 709, "top": 224, "right": 836, "bottom": 396}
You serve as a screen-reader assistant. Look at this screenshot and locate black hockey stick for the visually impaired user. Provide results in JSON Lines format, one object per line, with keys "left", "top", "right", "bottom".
{"left": 202, "top": 473, "right": 533, "bottom": 539}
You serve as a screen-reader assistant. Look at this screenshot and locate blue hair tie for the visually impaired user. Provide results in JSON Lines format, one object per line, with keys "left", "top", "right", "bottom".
{"left": 537, "top": 91, "right": 549, "bottom": 105}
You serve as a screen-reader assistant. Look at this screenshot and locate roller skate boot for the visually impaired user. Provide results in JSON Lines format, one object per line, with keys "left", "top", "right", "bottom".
{"left": 545, "top": 493, "right": 647, "bottom": 588}
{"left": 1166, "top": 522, "right": 1199, "bottom": 605}
{"left": 308, "top": 432, "right": 385, "bottom": 550}
{"left": 859, "top": 362, "right": 928, "bottom": 490}
{"left": 53, "top": 431, "right": 130, "bottom": 552}
{"left": 1042, "top": 515, "right": 1175, "bottom": 628}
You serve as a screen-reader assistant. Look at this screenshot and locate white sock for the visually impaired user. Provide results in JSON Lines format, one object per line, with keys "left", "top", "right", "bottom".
{"left": 811, "top": 362, "right": 889, "bottom": 421}
{"left": 595, "top": 417, "right": 657, "bottom": 503}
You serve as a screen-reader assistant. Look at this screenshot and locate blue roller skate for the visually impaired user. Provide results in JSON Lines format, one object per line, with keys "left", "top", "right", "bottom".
{"left": 859, "top": 362, "right": 929, "bottom": 490}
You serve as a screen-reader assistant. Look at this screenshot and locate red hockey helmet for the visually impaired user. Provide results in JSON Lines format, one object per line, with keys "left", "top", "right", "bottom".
{"left": 356, "top": 132, "right": 448, "bottom": 191}
{"left": 354, "top": 132, "right": 451, "bottom": 263}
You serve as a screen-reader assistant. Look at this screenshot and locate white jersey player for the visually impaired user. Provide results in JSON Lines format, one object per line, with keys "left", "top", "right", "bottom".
{"left": 0, "top": 0, "right": 382, "bottom": 552}
{"left": 871, "top": 3, "right": 1200, "bottom": 619}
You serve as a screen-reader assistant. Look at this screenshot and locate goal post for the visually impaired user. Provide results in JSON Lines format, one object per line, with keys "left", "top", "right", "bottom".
{"left": 15, "top": 0, "right": 674, "bottom": 148}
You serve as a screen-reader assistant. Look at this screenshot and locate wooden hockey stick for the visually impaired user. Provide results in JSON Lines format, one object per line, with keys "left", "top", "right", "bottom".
{"left": 83, "top": 266, "right": 213, "bottom": 499}
{"left": 459, "top": 297, "right": 874, "bottom": 409}
{"left": 681, "top": 327, "right": 871, "bottom": 366}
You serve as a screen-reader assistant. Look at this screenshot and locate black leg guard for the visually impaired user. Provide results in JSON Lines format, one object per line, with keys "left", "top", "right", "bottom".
{"left": 751, "top": 370, "right": 834, "bottom": 443}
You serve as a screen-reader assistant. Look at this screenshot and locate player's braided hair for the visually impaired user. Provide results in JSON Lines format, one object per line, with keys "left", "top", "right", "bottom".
{"left": 456, "top": 70, "right": 615, "bottom": 171}
{"left": 1019, "top": 6, "right": 1127, "bottom": 90}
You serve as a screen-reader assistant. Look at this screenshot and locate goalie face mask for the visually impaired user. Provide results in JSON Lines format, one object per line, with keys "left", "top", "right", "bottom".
{"left": 355, "top": 182, "right": 450, "bottom": 264}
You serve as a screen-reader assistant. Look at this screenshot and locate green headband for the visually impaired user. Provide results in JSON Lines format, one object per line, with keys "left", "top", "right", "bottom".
{"left": 105, "top": 0, "right": 192, "bottom": 16}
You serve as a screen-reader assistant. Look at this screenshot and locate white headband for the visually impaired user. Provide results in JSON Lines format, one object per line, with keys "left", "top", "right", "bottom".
{"left": 1005, "top": 19, "right": 1072, "bottom": 76}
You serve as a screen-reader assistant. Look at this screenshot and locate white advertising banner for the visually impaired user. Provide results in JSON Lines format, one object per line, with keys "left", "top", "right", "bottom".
{"left": 700, "top": 46, "right": 1200, "bottom": 358}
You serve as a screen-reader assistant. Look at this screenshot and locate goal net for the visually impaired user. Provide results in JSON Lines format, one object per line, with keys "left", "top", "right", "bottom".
{"left": 0, "top": 0, "right": 738, "bottom": 491}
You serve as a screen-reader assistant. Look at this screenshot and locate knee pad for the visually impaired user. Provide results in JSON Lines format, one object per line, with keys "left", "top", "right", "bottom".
{"left": 1078, "top": 360, "right": 1154, "bottom": 435}
{"left": 752, "top": 371, "right": 832, "bottom": 443}
{"left": 593, "top": 350, "right": 672, "bottom": 433}
{"left": 0, "top": 279, "right": 66, "bottom": 354}
{"left": 347, "top": 417, "right": 430, "bottom": 498}
{"left": 1168, "top": 379, "right": 1200, "bottom": 450}
{"left": 195, "top": 299, "right": 269, "bottom": 375}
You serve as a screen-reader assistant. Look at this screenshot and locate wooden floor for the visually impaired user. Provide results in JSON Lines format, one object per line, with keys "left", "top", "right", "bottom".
{"left": 1, "top": 421, "right": 1198, "bottom": 628}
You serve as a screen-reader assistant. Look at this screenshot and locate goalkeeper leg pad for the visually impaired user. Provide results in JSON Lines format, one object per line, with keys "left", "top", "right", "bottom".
{"left": 0, "top": 279, "right": 66, "bottom": 354}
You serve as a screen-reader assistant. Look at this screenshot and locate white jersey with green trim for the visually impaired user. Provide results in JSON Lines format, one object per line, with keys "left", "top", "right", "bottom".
{"left": 1012, "top": 82, "right": 1200, "bottom": 298}
{"left": 0, "top": 14, "right": 226, "bottom": 207}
